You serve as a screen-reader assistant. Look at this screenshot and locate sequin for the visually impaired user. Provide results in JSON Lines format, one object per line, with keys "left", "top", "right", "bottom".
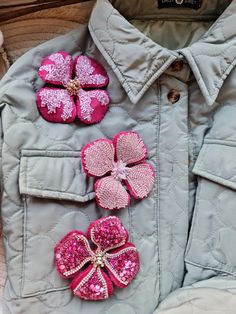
{"left": 55, "top": 216, "right": 140, "bottom": 301}
{"left": 37, "top": 51, "right": 110, "bottom": 124}
{"left": 81, "top": 131, "right": 155, "bottom": 210}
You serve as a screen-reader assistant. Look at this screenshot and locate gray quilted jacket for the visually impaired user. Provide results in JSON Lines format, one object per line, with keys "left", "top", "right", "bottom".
{"left": 1, "top": 0, "right": 236, "bottom": 313}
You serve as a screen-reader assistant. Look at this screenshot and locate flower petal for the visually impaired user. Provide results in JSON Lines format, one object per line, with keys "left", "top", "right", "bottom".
{"left": 74, "top": 55, "right": 109, "bottom": 88}
{"left": 81, "top": 139, "right": 115, "bottom": 177}
{"left": 125, "top": 163, "right": 155, "bottom": 199}
{"left": 114, "top": 131, "right": 148, "bottom": 165}
{"left": 36, "top": 88, "right": 76, "bottom": 123}
{"left": 70, "top": 265, "right": 113, "bottom": 300}
{"left": 88, "top": 216, "right": 128, "bottom": 252}
{"left": 38, "top": 51, "right": 73, "bottom": 86}
{"left": 76, "top": 89, "right": 110, "bottom": 124}
{"left": 55, "top": 230, "right": 93, "bottom": 278}
{"left": 105, "top": 243, "right": 140, "bottom": 288}
{"left": 95, "top": 176, "right": 130, "bottom": 210}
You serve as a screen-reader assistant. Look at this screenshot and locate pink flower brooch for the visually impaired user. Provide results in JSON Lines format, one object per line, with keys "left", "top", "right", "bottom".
{"left": 82, "top": 131, "right": 155, "bottom": 210}
{"left": 55, "top": 216, "right": 140, "bottom": 300}
{"left": 36, "top": 51, "right": 110, "bottom": 124}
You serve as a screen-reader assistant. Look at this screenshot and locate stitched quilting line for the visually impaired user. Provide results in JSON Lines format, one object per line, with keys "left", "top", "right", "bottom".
{"left": 194, "top": 169, "right": 236, "bottom": 188}
{"left": 186, "top": 168, "right": 236, "bottom": 269}
{"left": 194, "top": 143, "right": 236, "bottom": 185}
{"left": 21, "top": 195, "right": 28, "bottom": 296}
{"left": 155, "top": 79, "right": 161, "bottom": 303}
{"left": 106, "top": 12, "right": 153, "bottom": 88}
{"left": 185, "top": 174, "right": 203, "bottom": 257}
{"left": 24, "top": 158, "right": 83, "bottom": 192}
{"left": 205, "top": 138, "right": 236, "bottom": 147}
{"left": 187, "top": 180, "right": 236, "bottom": 246}
{"left": 189, "top": 48, "right": 235, "bottom": 99}
{"left": 90, "top": 12, "right": 177, "bottom": 100}
{"left": 185, "top": 258, "right": 236, "bottom": 279}
{"left": 185, "top": 179, "right": 236, "bottom": 275}
{"left": 21, "top": 208, "right": 90, "bottom": 294}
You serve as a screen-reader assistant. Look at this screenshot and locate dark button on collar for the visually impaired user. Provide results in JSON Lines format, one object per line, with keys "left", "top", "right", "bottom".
{"left": 168, "top": 89, "right": 180, "bottom": 104}
{"left": 170, "top": 60, "right": 184, "bottom": 72}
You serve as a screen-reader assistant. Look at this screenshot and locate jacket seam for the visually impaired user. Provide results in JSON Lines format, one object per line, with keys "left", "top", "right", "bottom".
{"left": 185, "top": 258, "right": 236, "bottom": 278}
{"left": 156, "top": 79, "right": 161, "bottom": 303}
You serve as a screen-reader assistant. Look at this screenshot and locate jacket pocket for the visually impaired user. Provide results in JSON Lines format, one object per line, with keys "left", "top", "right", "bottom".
{"left": 19, "top": 149, "right": 96, "bottom": 297}
{"left": 185, "top": 141, "right": 236, "bottom": 279}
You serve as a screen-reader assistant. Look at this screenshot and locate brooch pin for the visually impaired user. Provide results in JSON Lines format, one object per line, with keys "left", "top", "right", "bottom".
{"left": 36, "top": 52, "right": 110, "bottom": 124}
{"left": 82, "top": 131, "right": 155, "bottom": 210}
{"left": 55, "top": 216, "right": 140, "bottom": 300}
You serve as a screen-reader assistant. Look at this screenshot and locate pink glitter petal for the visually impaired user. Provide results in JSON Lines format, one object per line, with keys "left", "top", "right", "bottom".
{"left": 95, "top": 176, "right": 130, "bottom": 210}
{"left": 125, "top": 163, "right": 155, "bottom": 199}
{"left": 38, "top": 51, "right": 73, "bottom": 86}
{"left": 81, "top": 139, "right": 115, "bottom": 177}
{"left": 76, "top": 89, "right": 110, "bottom": 124}
{"left": 70, "top": 265, "right": 113, "bottom": 300}
{"left": 54, "top": 230, "right": 93, "bottom": 278}
{"left": 113, "top": 131, "right": 148, "bottom": 165}
{"left": 74, "top": 55, "right": 109, "bottom": 89}
{"left": 88, "top": 216, "right": 128, "bottom": 252}
{"left": 36, "top": 87, "right": 76, "bottom": 123}
{"left": 105, "top": 243, "right": 140, "bottom": 288}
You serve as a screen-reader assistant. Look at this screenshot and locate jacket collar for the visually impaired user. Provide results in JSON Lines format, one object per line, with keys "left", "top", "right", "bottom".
{"left": 89, "top": 0, "right": 236, "bottom": 105}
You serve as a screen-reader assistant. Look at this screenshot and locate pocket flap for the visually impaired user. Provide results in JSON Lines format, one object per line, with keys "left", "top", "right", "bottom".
{"left": 19, "top": 149, "right": 95, "bottom": 202}
{"left": 193, "top": 142, "right": 236, "bottom": 190}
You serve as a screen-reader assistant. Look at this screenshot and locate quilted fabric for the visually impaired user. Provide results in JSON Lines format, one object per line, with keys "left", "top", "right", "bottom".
{"left": 0, "top": 0, "right": 236, "bottom": 313}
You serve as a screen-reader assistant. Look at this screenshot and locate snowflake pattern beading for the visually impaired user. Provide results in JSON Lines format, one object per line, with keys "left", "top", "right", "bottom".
{"left": 36, "top": 51, "right": 110, "bottom": 124}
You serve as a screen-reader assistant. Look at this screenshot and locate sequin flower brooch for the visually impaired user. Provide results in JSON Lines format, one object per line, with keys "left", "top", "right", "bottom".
{"left": 82, "top": 131, "right": 155, "bottom": 210}
{"left": 36, "top": 51, "right": 110, "bottom": 124}
{"left": 55, "top": 216, "right": 140, "bottom": 300}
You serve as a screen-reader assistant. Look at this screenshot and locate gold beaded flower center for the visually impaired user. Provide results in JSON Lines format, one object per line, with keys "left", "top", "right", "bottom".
{"left": 65, "top": 79, "right": 81, "bottom": 96}
{"left": 92, "top": 252, "right": 106, "bottom": 268}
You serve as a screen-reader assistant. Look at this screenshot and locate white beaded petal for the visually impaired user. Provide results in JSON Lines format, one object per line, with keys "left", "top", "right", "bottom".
{"left": 78, "top": 89, "right": 109, "bottom": 122}
{"left": 40, "top": 53, "right": 72, "bottom": 85}
{"left": 39, "top": 89, "right": 74, "bottom": 121}
{"left": 75, "top": 56, "right": 107, "bottom": 86}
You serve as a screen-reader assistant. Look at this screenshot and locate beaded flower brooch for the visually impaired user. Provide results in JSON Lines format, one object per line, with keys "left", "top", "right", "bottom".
{"left": 55, "top": 216, "right": 140, "bottom": 300}
{"left": 82, "top": 131, "right": 155, "bottom": 210}
{"left": 36, "top": 52, "right": 110, "bottom": 124}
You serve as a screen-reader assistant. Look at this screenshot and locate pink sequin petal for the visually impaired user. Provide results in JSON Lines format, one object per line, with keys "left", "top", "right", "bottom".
{"left": 70, "top": 265, "right": 113, "bottom": 300}
{"left": 76, "top": 89, "right": 110, "bottom": 124}
{"left": 81, "top": 139, "right": 115, "bottom": 177}
{"left": 36, "top": 88, "right": 77, "bottom": 123}
{"left": 113, "top": 131, "right": 148, "bottom": 165}
{"left": 95, "top": 176, "right": 130, "bottom": 211}
{"left": 105, "top": 243, "right": 140, "bottom": 288}
{"left": 38, "top": 51, "right": 73, "bottom": 86}
{"left": 125, "top": 163, "right": 155, "bottom": 199}
{"left": 88, "top": 216, "right": 128, "bottom": 252}
{"left": 74, "top": 55, "right": 109, "bottom": 88}
{"left": 55, "top": 230, "right": 93, "bottom": 278}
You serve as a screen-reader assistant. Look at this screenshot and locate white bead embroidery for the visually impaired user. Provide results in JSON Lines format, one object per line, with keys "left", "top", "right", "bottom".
{"left": 39, "top": 89, "right": 74, "bottom": 121}
{"left": 78, "top": 90, "right": 109, "bottom": 121}
{"left": 75, "top": 56, "right": 107, "bottom": 86}
{"left": 40, "top": 53, "right": 71, "bottom": 85}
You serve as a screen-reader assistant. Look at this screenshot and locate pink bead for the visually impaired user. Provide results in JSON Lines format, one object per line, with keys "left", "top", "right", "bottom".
{"left": 82, "top": 131, "right": 155, "bottom": 210}
{"left": 54, "top": 217, "right": 140, "bottom": 301}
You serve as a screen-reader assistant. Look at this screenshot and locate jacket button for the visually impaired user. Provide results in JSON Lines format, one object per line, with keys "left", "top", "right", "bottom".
{"left": 167, "top": 89, "right": 180, "bottom": 104}
{"left": 170, "top": 60, "right": 184, "bottom": 72}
